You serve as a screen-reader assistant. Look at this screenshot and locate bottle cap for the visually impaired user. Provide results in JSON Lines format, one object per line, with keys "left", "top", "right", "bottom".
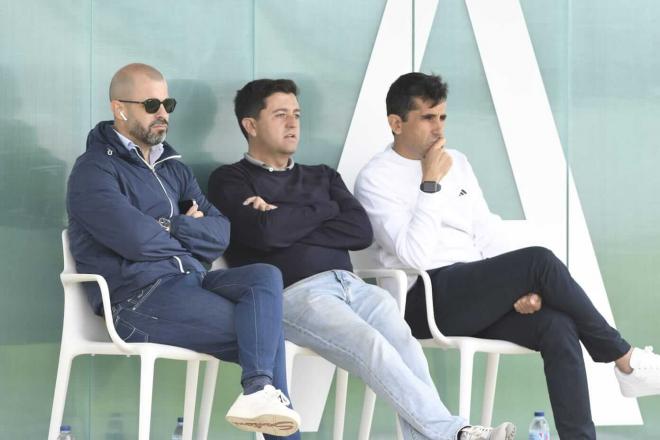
{"left": 60, "top": 425, "right": 71, "bottom": 432}
{"left": 534, "top": 411, "right": 545, "bottom": 417}
{"left": 177, "top": 416, "right": 184, "bottom": 423}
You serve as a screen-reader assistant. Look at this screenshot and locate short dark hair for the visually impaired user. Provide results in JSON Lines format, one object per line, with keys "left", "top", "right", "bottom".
{"left": 386, "top": 72, "right": 448, "bottom": 121}
{"left": 234, "top": 79, "right": 299, "bottom": 139}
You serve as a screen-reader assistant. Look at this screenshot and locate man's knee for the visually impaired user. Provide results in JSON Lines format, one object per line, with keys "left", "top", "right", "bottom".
{"left": 523, "top": 246, "right": 560, "bottom": 266}
{"left": 247, "top": 263, "right": 283, "bottom": 290}
{"left": 519, "top": 246, "right": 567, "bottom": 279}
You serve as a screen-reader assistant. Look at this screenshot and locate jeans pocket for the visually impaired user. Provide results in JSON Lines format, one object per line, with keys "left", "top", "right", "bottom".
{"left": 114, "top": 317, "right": 149, "bottom": 343}
{"left": 131, "top": 278, "right": 162, "bottom": 311}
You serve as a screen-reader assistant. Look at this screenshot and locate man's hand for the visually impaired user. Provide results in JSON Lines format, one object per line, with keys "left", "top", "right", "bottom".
{"left": 185, "top": 200, "right": 204, "bottom": 218}
{"left": 243, "top": 196, "right": 278, "bottom": 212}
{"left": 513, "top": 293, "right": 542, "bottom": 314}
{"left": 421, "top": 137, "right": 453, "bottom": 182}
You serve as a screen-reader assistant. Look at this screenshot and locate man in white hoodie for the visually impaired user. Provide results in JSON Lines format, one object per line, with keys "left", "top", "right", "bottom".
{"left": 355, "top": 72, "right": 660, "bottom": 440}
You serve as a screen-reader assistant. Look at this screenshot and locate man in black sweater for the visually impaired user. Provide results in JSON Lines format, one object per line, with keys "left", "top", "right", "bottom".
{"left": 207, "top": 79, "right": 515, "bottom": 440}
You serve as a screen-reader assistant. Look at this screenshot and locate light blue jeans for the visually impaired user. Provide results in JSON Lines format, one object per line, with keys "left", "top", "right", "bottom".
{"left": 283, "top": 270, "right": 466, "bottom": 440}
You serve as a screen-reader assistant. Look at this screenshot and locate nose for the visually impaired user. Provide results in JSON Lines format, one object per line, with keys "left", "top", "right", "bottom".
{"left": 432, "top": 118, "right": 444, "bottom": 135}
{"left": 154, "top": 103, "right": 168, "bottom": 120}
{"left": 286, "top": 114, "right": 298, "bottom": 127}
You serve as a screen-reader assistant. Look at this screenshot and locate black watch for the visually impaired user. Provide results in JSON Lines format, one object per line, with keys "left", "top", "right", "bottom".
{"left": 420, "top": 181, "right": 441, "bottom": 193}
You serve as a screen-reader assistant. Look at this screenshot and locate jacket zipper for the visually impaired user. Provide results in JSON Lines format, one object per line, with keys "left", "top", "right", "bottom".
{"left": 134, "top": 150, "right": 186, "bottom": 273}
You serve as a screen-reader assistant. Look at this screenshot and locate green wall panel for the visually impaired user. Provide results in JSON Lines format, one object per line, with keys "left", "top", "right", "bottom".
{"left": 420, "top": 0, "right": 525, "bottom": 220}
{"left": 254, "top": 0, "right": 386, "bottom": 168}
{"left": 567, "top": 1, "right": 660, "bottom": 438}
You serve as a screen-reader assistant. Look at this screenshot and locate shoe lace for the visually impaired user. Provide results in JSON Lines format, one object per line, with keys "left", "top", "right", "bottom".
{"left": 264, "top": 386, "right": 291, "bottom": 406}
{"left": 461, "top": 425, "right": 491, "bottom": 439}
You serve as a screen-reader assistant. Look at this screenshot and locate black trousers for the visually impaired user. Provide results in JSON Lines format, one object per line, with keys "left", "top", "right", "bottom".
{"left": 405, "top": 246, "right": 631, "bottom": 440}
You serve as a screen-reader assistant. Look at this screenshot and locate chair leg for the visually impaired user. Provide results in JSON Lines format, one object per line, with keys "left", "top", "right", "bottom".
{"left": 139, "top": 354, "right": 156, "bottom": 440}
{"left": 458, "top": 348, "right": 475, "bottom": 423}
{"left": 48, "top": 352, "right": 74, "bottom": 440}
{"left": 480, "top": 353, "right": 500, "bottom": 427}
{"left": 197, "top": 359, "right": 219, "bottom": 440}
{"left": 357, "top": 386, "right": 377, "bottom": 440}
{"left": 333, "top": 368, "right": 349, "bottom": 440}
{"left": 183, "top": 360, "right": 200, "bottom": 440}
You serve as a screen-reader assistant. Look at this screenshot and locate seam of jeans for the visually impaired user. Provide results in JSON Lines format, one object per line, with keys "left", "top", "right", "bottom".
{"left": 249, "top": 286, "right": 260, "bottom": 372}
{"left": 203, "top": 281, "right": 265, "bottom": 373}
{"left": 283, "top": 317, "right": 440, "bottom": 437}
{"left": 139, "top": 313, "right": 227, "bottom": 337}
{"left": 132, "top": 278, "right": 162, "bottom": 310}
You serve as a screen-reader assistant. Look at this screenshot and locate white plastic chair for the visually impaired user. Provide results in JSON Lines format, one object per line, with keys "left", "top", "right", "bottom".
{"left": 350, "top": 245, "right": 534, "bottom": 439}
{"left": 402, "top": 266, "right": 533, "bottom": 426}
{"left": 49, "top": 230, "right": 220, "bottom": 440}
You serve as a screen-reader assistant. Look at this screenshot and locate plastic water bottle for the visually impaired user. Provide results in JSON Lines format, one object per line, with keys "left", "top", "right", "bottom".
{"left": 57, "top": 425, "right": 75, "bottom": 440}
{"left": 528, "top": 411, "right": 550, "bottom": 440}
{"left": 171, "top": 417, "right": 183, "bottom": 440}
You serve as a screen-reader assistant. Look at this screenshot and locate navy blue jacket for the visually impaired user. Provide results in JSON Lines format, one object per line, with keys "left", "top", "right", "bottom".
{"left": 208, "top": 159, "right": 373, "bottom": 287}
{"left": 67, "top": 121, "right": 230, "bottom": 314}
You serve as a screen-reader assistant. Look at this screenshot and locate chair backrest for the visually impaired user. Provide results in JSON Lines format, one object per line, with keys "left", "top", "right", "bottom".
{"left": 60, "top": 230, "right": 114, "bottom": 346}
{"left": 349, "top": 244, "right": 381, "bottom": 269}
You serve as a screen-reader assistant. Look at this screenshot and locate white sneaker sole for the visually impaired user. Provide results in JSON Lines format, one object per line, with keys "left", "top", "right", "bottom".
{"left": 619, "top": 383, "right": 660, "bottom": 398}
{"left": 615, "top": 367, "right": 660, "bottom": 398}
{"left": 225, "top": 413, "right": 299, "bottom": 436}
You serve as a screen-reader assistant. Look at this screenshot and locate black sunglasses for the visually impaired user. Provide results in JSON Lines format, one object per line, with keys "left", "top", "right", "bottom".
{"left": 118, "top": 98, "right": 177, "bottom": 114}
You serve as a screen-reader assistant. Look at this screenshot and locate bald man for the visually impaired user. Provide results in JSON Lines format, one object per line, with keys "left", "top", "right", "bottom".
{"left": 66, "top": 64, "right": 300, "bottom": 438}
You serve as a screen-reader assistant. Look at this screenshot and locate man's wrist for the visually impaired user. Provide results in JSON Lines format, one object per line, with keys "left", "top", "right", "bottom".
{"left": 422, "top": 172, "right": 442, "bottom": 182}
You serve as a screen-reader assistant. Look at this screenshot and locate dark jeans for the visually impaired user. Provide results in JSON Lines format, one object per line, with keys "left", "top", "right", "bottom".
{"left": 112, "top": 263, "right": 300, "bottom": 440}
{"left": 405, "top": 246, "right": 630, "bottom": 440}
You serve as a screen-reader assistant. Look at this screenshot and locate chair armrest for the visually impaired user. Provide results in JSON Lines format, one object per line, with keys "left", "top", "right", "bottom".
{"left": 353, "top": 268, "right": 408, "bottom": 316}
{"left": 392, "top": 267, "right": 454, "bottom": 346}
{"left": 60, "top": 273, "right": 135, "bottom": 354}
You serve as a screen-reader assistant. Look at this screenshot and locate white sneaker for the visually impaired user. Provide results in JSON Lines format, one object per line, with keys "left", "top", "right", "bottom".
{"left": 615, "top": 346, "right": 660, "bottom": 397}
{"left": 225, "top": 385, "right": 301, "bottom": 436}
{"left": 459, "top": 422, "right": 517, "bottom": 440}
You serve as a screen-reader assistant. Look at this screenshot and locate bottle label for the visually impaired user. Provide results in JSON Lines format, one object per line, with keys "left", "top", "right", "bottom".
{"left": 528, "top": 433, "right": 549, "bottom": 440}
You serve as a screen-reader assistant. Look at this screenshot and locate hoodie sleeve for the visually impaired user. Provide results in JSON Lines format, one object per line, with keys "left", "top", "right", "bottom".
{"left": 169, "top": 164, "right": 230, "bottom": 263}
{"left": 67, "top": 154, "right": 190, "bottom": 262}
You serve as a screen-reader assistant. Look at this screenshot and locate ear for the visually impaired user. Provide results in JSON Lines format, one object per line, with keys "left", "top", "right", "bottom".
{"left": 388, "top": 114, "right": 403, "bottom": 135}
{"left": 110, "top": 100, "right": 124, "bottom": 122}
{"left": 241, "top": 117, "right": 257, "bottom": 138}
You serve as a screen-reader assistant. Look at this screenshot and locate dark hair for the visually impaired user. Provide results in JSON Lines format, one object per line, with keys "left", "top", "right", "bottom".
{"left": 386, "top": 72, "right": 448, "bottom": 121}
{"left": 234, "top": 79, "right": 299, "bottom": 139}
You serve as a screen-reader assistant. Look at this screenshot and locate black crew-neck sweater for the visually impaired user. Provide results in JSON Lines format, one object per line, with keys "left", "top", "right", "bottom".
{"left": 207, "top": 159, "right": 373, "bottom": 287}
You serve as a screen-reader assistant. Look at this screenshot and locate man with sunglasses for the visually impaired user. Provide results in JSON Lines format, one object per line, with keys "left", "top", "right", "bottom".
{"left": 66, "top": 63, "right": 301, "bottom": 438}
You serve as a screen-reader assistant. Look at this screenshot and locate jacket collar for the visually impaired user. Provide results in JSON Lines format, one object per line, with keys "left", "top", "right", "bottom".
{"left": 86, "top": 120, "right": 181, "bottom": 164}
